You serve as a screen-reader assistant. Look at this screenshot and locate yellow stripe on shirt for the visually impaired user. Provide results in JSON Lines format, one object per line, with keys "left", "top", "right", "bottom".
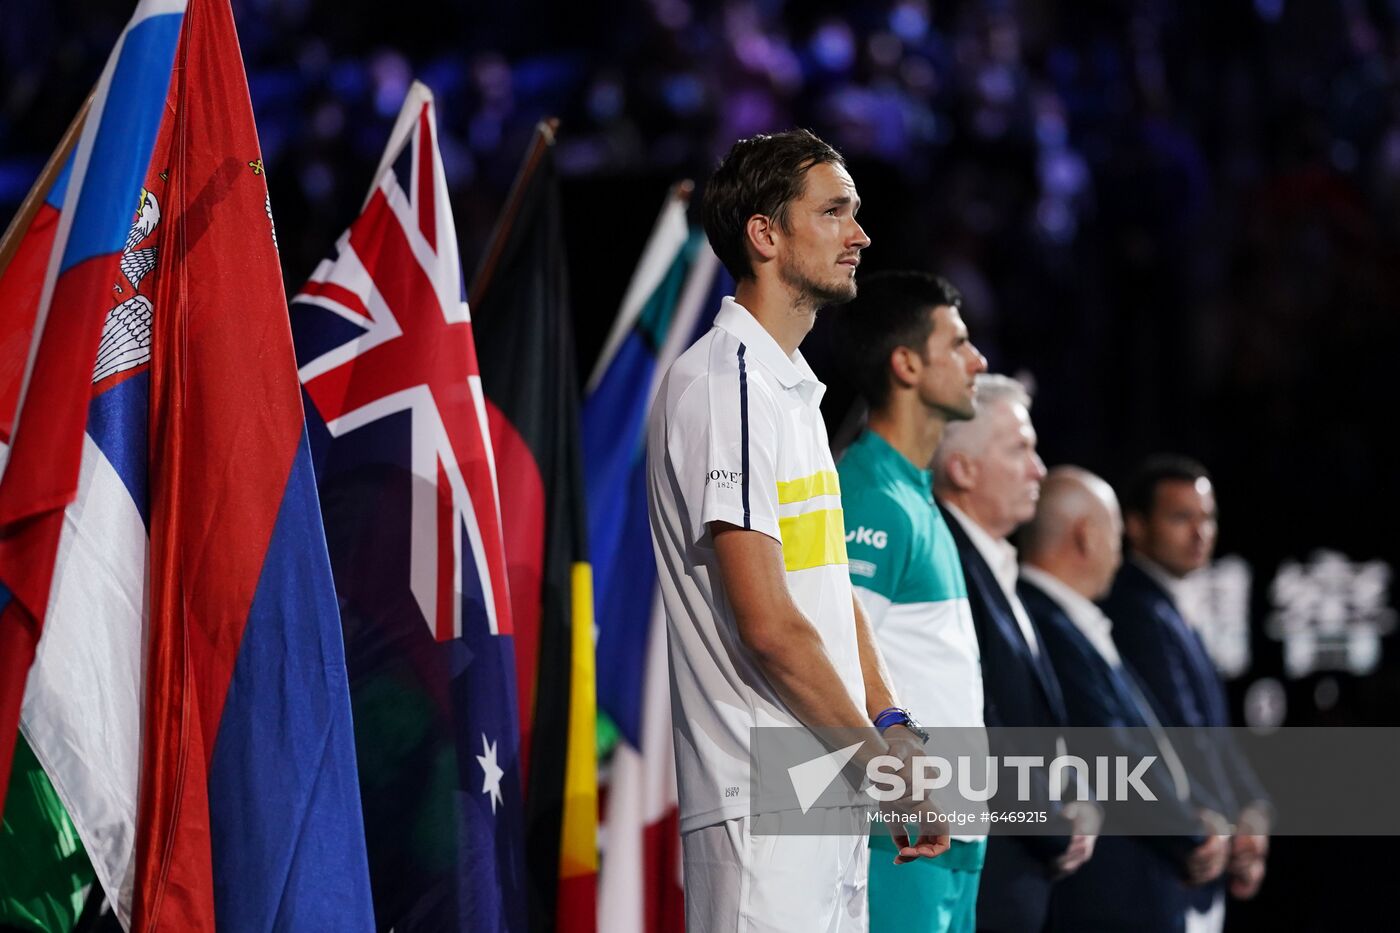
{"left": 779, "top": 508, "right": 849, "bottom": 571}
{"left": 776, "top": 470, "right": 841, "bottom": 505}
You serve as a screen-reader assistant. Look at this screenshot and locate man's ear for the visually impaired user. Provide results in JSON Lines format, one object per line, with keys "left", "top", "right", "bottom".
{"left": 945, "top": 451, "right": 978, "bottom": 493}
{"left": 745, "top": 214, "right": 779, "bottom": 265}
{"left": 1072, "top": 517, "right": 1093, "bottom": 558}
{"left": 889, "top": 344, "right": 920, "bottom": 389}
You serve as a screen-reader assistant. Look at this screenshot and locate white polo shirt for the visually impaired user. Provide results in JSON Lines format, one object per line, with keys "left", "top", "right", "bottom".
{"left": 646, "top": 297, "right": 866, "bottom": 833}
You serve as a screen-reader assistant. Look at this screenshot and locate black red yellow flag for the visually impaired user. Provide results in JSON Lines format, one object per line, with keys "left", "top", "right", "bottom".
{"left": 472, "top": 120, "right": 598, "bottom": 933}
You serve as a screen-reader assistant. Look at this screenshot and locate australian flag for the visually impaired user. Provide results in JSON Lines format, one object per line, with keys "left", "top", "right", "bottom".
{"left": 291, "top": 82, "right": 526, "bottom": 932}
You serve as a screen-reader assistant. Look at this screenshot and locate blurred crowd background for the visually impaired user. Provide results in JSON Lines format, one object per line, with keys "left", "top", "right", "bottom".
{"left": 4, "top": 1, "right": 1399, "bottom": 926}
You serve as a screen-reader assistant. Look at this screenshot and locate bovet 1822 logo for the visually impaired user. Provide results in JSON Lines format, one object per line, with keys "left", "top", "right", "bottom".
{"left": 706, "top": 469, "right": 743, "bottom": 490}
{"left": 846, "top": 526, "right": 888, "bottom": 549}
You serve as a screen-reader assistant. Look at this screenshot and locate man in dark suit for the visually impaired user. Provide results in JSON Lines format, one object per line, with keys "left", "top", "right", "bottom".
{"left": 1019, "top": 467, "right": 1230, "bottom": 933}
{"left": 1103, "top": 456, "right": 1271, "bottom": 932}
{"left": 932, "top": 375, "right": 1097, "bottom": 932}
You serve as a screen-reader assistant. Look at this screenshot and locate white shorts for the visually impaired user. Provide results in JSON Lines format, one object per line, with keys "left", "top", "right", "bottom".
{"left": 681, "top": 809, "right": 869, "bottom": 933}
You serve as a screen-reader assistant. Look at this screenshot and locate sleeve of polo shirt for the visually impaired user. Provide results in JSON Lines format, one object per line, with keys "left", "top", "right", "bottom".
{"left": 841, "top": 489, "right": 912, "bottom": 629}
{"left": 685, "top": 368, "right": 783, "bottom": 546}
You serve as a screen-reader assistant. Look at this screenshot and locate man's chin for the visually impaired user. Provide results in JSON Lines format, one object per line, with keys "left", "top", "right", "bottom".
{"left": 806, "top": 270, "right": 856, "bottom": 303}
{"left": 950, "top": 401, "right": 977, "bottom": 422}
{"left": 816, "top": 278, "right": 858, "bottom": 306}
{"left": 782, "top": 266, "right": 857, "bottom": 307}
{"left": 1162, "top": 556, "right": 1206, "bottom": 577}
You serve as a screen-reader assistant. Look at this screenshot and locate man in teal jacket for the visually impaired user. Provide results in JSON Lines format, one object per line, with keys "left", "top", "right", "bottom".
{"left": 834, "top": 271, "right": 989, "bottom": 933}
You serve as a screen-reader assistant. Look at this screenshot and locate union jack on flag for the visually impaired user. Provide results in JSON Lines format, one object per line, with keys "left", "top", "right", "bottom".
{"left": 292, "top": 82, "right": 510, "bottom": 643}
{"left": 290, "top": 81, "right": 527, "bottom": 930}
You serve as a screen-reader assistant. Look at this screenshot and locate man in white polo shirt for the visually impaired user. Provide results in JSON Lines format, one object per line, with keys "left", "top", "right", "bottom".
{"left": 647, "top": 130, "right": 948, "bottom": 933}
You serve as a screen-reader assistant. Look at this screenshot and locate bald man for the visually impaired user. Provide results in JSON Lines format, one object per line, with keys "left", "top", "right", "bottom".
{"left": 1018, "top": 468, "right": 1228, "bottom": 933}
{"left": 931, "top": 376, "right": 1096, "bottom": 933}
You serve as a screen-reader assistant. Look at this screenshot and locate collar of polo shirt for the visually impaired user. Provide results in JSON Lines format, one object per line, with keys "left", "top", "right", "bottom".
{"left": 714, "top": 298, "right": 825, "bottom": 404}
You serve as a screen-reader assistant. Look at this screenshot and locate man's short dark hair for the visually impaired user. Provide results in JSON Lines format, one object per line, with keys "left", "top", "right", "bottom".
{"left": 701, "top": 129, "right": 846, "bottom": 282}
{"left": 833, "top": 270, "right": 963, "bottom": 410}
{"left": 1122, "top": 454, "right": 1212, "bottom": 518}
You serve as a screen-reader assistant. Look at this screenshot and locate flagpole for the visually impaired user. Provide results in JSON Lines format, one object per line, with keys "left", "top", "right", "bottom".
{"left": 470, "top": 117, "right": 560, "bottom": 303}
{"left": 0, "top": 94, "right": 92, "bottom": 277}
{"left": 584, "top": 179, "right": 694, "bottom": 393}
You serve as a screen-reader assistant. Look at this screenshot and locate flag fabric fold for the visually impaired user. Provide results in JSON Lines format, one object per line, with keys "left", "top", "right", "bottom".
{"left": 0, "top": 0, "right": 184, "bottom": 815}
{"left": 584, "top": 185, "right": 723, "bottom": 933}
{"left": 586, "top": 186, "right": 697, "bottom": 749}
{"left": 0, "top": 734, "right": 95, "bottom": 932}
{"left": 0, "top": 1, "right": 375, "bottom": 929}
{"left": 291, "top": 79, "right": 527, "bottom": 932}
{"left": 470, "top": 123, "right": 598, "bottom": 933}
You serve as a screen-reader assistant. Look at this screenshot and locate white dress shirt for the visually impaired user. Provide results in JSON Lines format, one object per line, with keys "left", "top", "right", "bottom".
{"left": 1133, "top": 554, "right": 1213, "bottom": 635}
{"left": 1134, "top": 554, "right": 1190, "bottom": 610}
{"left": 942, "top": 503, "right": 1042, "bottom": 657}
{"left": 1019, "top": 565, "right": 1191, "bottom": 801}
{"left": 1019, "top": 565, "right": 1120, "bottom": 667}
{"left": 944, "top": 505, "right": 1072, "bottom": 765}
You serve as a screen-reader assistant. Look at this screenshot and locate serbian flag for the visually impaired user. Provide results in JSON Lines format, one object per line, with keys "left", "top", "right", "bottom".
{"left": 586, "top": 185, "right": 723, "bottom": 933}
{"left": 291, "top": 81, "right": 527, "bottom": 931}
{"left": 470, "top": 122, "right": 598, "bottom": 933}
{"left": 0, "top": 1, "right": 374, "bottom": 929}
{"left": 0, "top": 0, "right": 183, "bottom": 813}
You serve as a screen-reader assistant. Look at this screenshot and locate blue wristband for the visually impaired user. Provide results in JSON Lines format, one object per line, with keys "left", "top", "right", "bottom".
{"left": 874, "top": 707, "right": 929, "bottom": 744}
{"left": 873, "top": 707, "right": 909, "bottom": 731}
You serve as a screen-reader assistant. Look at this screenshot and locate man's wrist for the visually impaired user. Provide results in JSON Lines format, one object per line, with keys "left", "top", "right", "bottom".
{"left": 872, "top": 706, "right": 906, "bottom": 729}
{"left": 872, "top": 706, "right": 928, "bottom": 743}
{"left": 1198, "top": 808, "right": 1232, "bottom": 836}
{"left": 882, "top": 723, "right": 927, "bottom": 749}
{"left": 1236, "top": 801, "right": 1273, "bottom": 836}
{"left": 1060, "top": 800, "right": 1103, "bottom": 836}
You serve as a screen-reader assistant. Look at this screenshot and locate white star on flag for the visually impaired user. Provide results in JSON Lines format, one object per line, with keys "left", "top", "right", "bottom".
{"left": 476, "top": 734, "right": 505, "bottom": 814}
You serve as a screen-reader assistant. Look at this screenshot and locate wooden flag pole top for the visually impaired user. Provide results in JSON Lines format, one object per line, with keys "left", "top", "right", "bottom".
{"left": 470, "top": 116, "right": 561, "bottom": 303}
{"left": 0, "top": 94, "right": 93, "bottom": 277}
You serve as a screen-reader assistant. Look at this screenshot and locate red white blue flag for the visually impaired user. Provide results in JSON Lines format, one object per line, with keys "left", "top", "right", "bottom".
{"left": 0, "top": 1, "right": 187, "bottom": 810}
{"left": 291, "top": 81, "right": 526, "bottom": 931}
{"left": 0, "top": 1, "right": 375, "bottom": 929}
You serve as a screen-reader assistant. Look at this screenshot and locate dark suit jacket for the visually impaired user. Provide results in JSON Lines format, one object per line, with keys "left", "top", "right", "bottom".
{"left": 1103, "top": 559, "right": 1268, "bottom": 810}
{"left": 1021, "top": 577, "right": 1204, "bottom": 933}
{"left": 940, "top": 504, "right": 1071, "bottom": 932}
{"left": 1103, "top": 559, "right": 1270, "bottom": 911}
